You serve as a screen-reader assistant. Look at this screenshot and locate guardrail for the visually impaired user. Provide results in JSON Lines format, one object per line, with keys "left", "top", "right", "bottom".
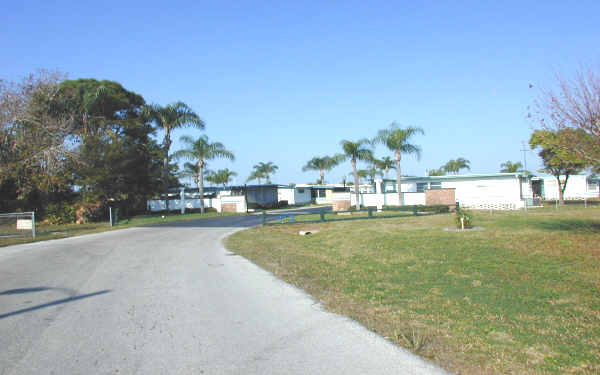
{"left": 261, "top": 204, "right": 451, "bottom": 226}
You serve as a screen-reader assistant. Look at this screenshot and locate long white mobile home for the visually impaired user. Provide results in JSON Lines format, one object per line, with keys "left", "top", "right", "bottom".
{"left": 531, "top": 175, "right": 599, "bottom": 201}
{"left": 378, "top": 173, "right": 531, "bottom": 209}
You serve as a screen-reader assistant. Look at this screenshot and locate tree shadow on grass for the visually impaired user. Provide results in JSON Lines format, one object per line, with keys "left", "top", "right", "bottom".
{"left": 533, "top": 219, "right": 600, "bottom": 234}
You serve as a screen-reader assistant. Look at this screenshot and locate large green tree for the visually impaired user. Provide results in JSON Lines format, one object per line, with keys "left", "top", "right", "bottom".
{"left": 142, "top": 102, "right": 204, "bottom": 212}
{"left": 373, "top": 123, "right": 423, "bottom": 205}
{"left": 530, "top": 129, "right": 587, "bottom": 204}
{"left": 302, "top": 156, "right": 341, "bottom": 184}
{"left": 173, "top": 135, "right": 234, "bottom": 213}
{"left": 338, "top": 139, "right": 373, "bottom": 210}
{"left": 57, "top": 79, "right": 164, "bottom": 214}
{"left": 531, "top": 69, "right": 599, "bottom": 169}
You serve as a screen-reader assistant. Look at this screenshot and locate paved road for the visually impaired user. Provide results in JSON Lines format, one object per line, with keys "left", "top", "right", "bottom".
{"left": 0, "top": 209, "right": 448, "bottom": 375}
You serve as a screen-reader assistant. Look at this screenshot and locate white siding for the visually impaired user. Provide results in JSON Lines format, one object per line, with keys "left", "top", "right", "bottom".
{"left": 439, "top": 176, "right": 523, "bottom": 207}
{"left": 294, "top": 188, "right": 312, "bottom": 204}
{"left": 542, "top": 175, "right": 598, "bottom": 200}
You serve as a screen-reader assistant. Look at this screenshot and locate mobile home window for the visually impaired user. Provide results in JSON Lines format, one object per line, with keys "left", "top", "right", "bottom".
{"left": 588, "top": 179, "right": 599, "bottom": 191}
{"left": 297, "top": 188, "right": 305, "bottom": 193}
{"left": 429, "top": 182, "right": 441, "bottom": 190}
{"left": 416, "top": 182, "right": 428, "bottom": 193}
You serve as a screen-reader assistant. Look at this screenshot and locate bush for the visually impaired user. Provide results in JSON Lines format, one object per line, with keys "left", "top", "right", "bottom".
{"left": 455, "top": 209, "right": 473, "bottom": 229}
{"left": 75, "top": 201, "right": 107, "bottom": 224}
{"left": 43, "top": 203, "right": 76, "bottom": 224}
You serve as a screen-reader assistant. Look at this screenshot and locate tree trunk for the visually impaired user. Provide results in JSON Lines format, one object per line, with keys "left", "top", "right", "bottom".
{"left": 320, "top": 170, "right": 325, "bottom": 185}
{"left": 198, "top": 159, "right": 205, "bottom": 214}
{"left": 163, "top": 133, "right": 172, "bottom": 213}
{"left": 556, "top": 174, "right": 569, "bottom": 205}
{"left": 352, "top": 158, "right": 361, "bottom": 210}
{"left": 395, "top": 151, "right": 403, "bottom": 206}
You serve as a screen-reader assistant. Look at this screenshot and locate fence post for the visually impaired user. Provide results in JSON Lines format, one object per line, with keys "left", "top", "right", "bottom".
{"left": 320, "top": 209, "right": 325, "bottom": 222}
{"left": 262, "top": 211, "right": 267, "bottom": 226}
{"left": 368, "top": 207, "right": 373, "bottom": 217}
{"left": 413, "top": 205, "right": 418, "bottom": 216}
{"left": 109, "top": 207, "right": 113, "bottom": 227}
{"left": 31, "top": 211, "right": 36, "bottom": 239}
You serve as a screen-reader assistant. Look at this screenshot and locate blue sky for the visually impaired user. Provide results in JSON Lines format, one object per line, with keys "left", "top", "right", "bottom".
{"left": 3, "top": 1, "right": 599, "bottom": 185}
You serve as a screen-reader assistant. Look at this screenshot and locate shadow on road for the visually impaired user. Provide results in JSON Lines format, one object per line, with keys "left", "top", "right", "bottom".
{"left": 0, "top": 290, "right": 111, "bottom": 319}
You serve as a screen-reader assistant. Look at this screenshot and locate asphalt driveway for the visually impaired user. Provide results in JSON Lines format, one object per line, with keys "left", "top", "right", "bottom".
{"left": 0, "top": 209, "right": 448, "bottom": 374}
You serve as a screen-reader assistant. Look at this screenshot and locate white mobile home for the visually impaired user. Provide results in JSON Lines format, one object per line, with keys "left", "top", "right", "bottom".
{"left": 340, "top": 173, "right": 532, "bottom": 210}
{"left": 531, "top": 175, "right": 599, "bottom": 201}
{"left": 277, "top": 186, "right": 312, "bottom": 205}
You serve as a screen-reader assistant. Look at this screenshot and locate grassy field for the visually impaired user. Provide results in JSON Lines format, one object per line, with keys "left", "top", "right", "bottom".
{"left": 0, "top": 211, "right": 242, "bottom": 247}
{"left": 225, "top": 206, "right": 600, "bottom": 374}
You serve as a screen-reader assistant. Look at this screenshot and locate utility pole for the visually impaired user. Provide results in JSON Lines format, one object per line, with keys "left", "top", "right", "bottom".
{"left": 520, "top": 141, "right": 529, "bottom": 173}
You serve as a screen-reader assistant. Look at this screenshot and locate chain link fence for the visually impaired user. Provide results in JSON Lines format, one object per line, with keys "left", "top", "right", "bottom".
{"left": 0, "top": 212, "right": 36, "bottom": 239}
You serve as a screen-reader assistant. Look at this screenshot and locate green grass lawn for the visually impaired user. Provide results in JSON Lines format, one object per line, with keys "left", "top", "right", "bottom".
{"left": 225, "top": 206, "right": 600, "bottom": 375}
{"left": 0, "top": 211, "right": 243, "bottom": 248}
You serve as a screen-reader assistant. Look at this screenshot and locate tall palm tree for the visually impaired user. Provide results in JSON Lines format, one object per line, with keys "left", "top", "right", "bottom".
{"left": 373, "top": 156, "right": 396, "bottom": 178}
{"left": 143, "top": 102, "right": 204, "bottom": 212}
{"left": 443, "top": 158, "right": 471, "bottom": 174}
{"left": 252, "top": 162, "right": 278, "bottom": 184}
{"left": 500, "top": 161, "right": 523, "bottom": 173}
{"left": 373, "top": 123, "right": 424, "bottom": 205}
{"left": 173, "top": 135, "right": 234, "bottom": 214}
{"left": 302, "top": 155, "right": 342, "bottom": 184}
{"left": 338, "top": 139, "right": 374, "bottom": 210}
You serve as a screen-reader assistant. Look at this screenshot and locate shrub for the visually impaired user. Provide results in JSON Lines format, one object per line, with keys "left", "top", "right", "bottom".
{"left": 455, "top": 208, "right": 473, "bottom": 229}
{"left": 43, "top": 203, "right": 76, "bottom": 224}
{"left": 75, "top": 201, "right": 106, "bottom": 224}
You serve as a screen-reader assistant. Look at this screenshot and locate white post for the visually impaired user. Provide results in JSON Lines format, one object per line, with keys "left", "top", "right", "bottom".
{"left": 180, "top": 188, "right": 186, "bottom": 215}
{"left": 31, "top": 211, "right": 36, "bottom": 239}
{"left": 375, "top": 178, "right": 383, "bottom": 212}
{"left": 109, "top": 207, "right": 113, "bottom": 226}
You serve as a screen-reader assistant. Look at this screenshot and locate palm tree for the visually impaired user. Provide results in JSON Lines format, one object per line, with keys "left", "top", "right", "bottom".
{"left": 338, "top": 139, "right": 374, "bottom": 210}
{"left": 302, "top": 155, "right": 341, "bottom": 184}
{"left": 350, "top": 168, "right": 381, "bottom": 184}
{"left": 212, "top": 169, "right": 237, "bottom": 187}
{"left": 373, "top": 156, "right": 396, "bottom": 178}
{"left": 143, "top": 102, "right": 204, "bottom": 212}
{"left": 443, "top": 158, "right": 471, "bottom": 174}
{"left": 428, "top": 168, "right": 445, "bottom": 176}
{"left": 373, "top": 123, "right": 424, "bottom": 205}
{"left": 178, "top": 162, "right": 201, "bottom": 186}
{"left": 173, "top": 135, "right": 234, "bottom": 214}
{"left": 251, "top": 162, "right": 278, "bottom": 184}
{"left": 247, "top": 169, "right": 264, "bottom": 184}
{"left": 500, "top": 161, "right": 523, "bottom": 173}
